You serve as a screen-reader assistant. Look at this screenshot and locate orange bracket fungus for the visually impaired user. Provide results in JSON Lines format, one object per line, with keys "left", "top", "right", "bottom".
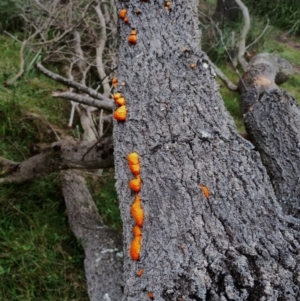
{"left": 113, "top": 93, "right": 122, "bottom": 101}
{"left": 128, "top": 30, "right": 137, "bottom": 45}
{"left": 199, "top": 185, "right": 210, "bottom": 198}
{"left": 130, "top": 235, "right": 142, "bottom": 260}
{"left": 190, "top": 63, "right": 196, "bottom": 69}
{"left": 137, "top": 269, "right": 144, "bottom": 277}
{"left": 129, "top": 177, "right": 141, "bottom": 192}
{"left": 124, "top": 17, "right": 129, "bottom": 23}
{"left": 119, "top": 9, "right": 127, "bottom": 19}
{"left": 129, "top": 163, "right": 140, "bottom": 176}
{"left": 148, "top": 292, "right": 154, "bottom": 299}
{"left": 127, "top": 152, "right": 139, "bottom": 165}
{"left": 113, "top": 105, "right": 127, "bottom": 121}
{"left": 165, "top": 1, "right": 171, "bottom": 10}
{"left": 131, "top": 195, "right": 144, "bottom": 227}
{"left": 127, "top": 152, "right": 140, "bottom": 176}
{"left": 115, "top": 97, "right": 126, "bottom": 106}
{"left": 133, "top": 225, "right": 142, "bottom": 237}
{"left": 112, "top": 77, "right": 118, "bottom": 87}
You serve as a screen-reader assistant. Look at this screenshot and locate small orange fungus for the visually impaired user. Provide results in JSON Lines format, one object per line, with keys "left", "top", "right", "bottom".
{"left": 119, "top": 9, "right": 127, "bottom": 19}
{"left": 137, "top": 269, "right": 143, "bottom": 277}
{"left": 131, "top": 195, "right": 144, "bottom": 227}
{"left": 130, "top": 30, "right": 137, "bottom": 35}
{"left": 124, "top": 17, "right": 129, "bottom": 23}
{"left": 112, "top": 77, "right": 118, "bottom": 87}
{"left": 129, "top": 163, "right": 140, "bottom": 176}
{"left": 190, "top": 63, "right": 196, "bottom": 69}
{"left": 129, "top": 177, "right": 141, "bottom": 192}
{"left": 127, "top": 152, "right": 139, "bottom": 165}
{"left": 113, "top": 93, "right": 122, "bottom": 100}
{"left": 130, "top": 235, "right": 142, "bottom": 260}
{"left": 115, "top": 97, "right": 126, "bottom": 106}
{"left": 128, "top": 34, "right": 137, "bottom": 45}
{"left": 113, "top": 105, "right": 127, "bottom": 121}
{"left": 148, "top": 292, "right": 154, "bottom": 299}
{"left": 199, "top": 185, "right": 210, "bottom": 198}
{"left": 165, "top": 1, "right": 171, "bottom": 9}
{"left": 133, "top": 225, "right": 142, "bottom": 237}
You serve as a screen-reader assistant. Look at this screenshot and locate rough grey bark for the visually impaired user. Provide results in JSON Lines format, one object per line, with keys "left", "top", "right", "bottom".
{"left": 0, "top": 138, "right": 114, "bottom": 184}
{"left": 239, "top": 54, "right": 300, "bottom": 217}
{"left": 60, "top": 171, "right": 123, "bottom": 301}
{"left": 113, "top": 1, "right": 300, "bottom": 300}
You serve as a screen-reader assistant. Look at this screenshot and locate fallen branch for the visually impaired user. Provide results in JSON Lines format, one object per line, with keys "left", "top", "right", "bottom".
{"left": 0, "top": 137, "right": 114, "bottom": 184}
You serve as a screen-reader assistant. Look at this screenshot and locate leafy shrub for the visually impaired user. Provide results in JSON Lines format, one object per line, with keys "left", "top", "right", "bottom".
{"left": 244, "top": 0, "right": 300, "bottom": 35}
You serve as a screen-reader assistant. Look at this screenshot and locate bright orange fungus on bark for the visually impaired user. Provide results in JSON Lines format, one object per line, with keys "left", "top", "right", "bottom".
{"left": 130, "top": 236, "right": 142, "bottom": 260}
{"left": 133, "top": 225, "right": 142, "bottom": 237}
{"left": 115, "top": 97, "right": 126, "bottom": 106}
{"left": 137, "top": 269, "right": 143, "bottom": 277}
{"left": 113, "top": 93, "right": 122, "bottom": 100}
{"left": 112, "top": 77, "right": 118, "bottom": 87}
{"left": 131, "top": 195, "right": 144, "bottom": 227}
{"left": 127, "top": 152, "right": 139, "bottom": 165}
{"left": 129, "top": 177, "right": 141, "bottom": 192}
{"left": 113, "top": 105, "right": 127, "bottom": 121}
{"left": 200, "top": 185, "right": 210, "bottom": 198}
{"left": 119, "top": 9, "right": 127, "bottom": 19}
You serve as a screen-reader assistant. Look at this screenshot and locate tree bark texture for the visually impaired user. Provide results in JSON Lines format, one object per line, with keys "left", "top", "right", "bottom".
{"left": 60, "top": 171, "right": 123, "bottom": 301}
{"left": 0, "top": 138, "right": 114, "bottom": 184}
{"left": 113, "top": 1, "right": 300, "bottom": 300}
{"left": 239, "top": 54, "right": 300, "bottom": 217}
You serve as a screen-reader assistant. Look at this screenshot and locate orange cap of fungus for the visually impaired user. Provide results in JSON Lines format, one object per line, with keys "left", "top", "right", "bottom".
{"left": 148, "top": 292, "right": 154, "bottom": 299}
{"left": 131, "top": 195, "right": 144, "bottom": 227}
{"left": 129, "top": 163, "right": 140, "bottom": 176}
{"left": 112, "top": 77, "right": 118, "bottom": 87}
{"left": 130, "top": 235, "right": 142, "bottom": 260}
{"left": 127, "top": 152, "right": 139, "bottom": 165}
{"left": 190, "top": 63, "right": 196, "bottom": 69}
{"left": 130, "top": 30, "right": 137, "bottom": 35}
{"left": 199, "top": 185, "right": 210, "bottom": 198}
{"left": 133, "top": 225, "right": 142, "bottom": 237}
{"left": 113, "top": 105, "right": 127, "bottom": 121}
{"left": 119, "top": 9, "right": 127, "bottom": 19}
{"left": 129, "top": 177, "right": 141, "bottom": 192}
{"left": 115, "top": 97, "right": 126, "bottom": 106}
{"left": 113, "top": 93, "right": 122, "bottom": 100}
{"left": 128, "top": 34, "right": 137, "bottom": 45}
{"left": 137, "top": 269, "right": 143, "bottom": 277}
{"left": 124, "top": 17, "right": 129, "bottom": 23}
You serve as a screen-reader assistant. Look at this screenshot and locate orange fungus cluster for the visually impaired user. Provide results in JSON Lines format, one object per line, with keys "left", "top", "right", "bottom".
{"left": 113, "top": 93, "right": 127, "bottom": 121}
{"left": 127, "top": 152, "right": 144, "bottom": 261}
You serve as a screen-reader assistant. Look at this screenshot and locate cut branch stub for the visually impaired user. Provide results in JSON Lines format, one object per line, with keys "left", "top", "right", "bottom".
{"left": 114, "top": 1, "right": 300, "bottom": 300}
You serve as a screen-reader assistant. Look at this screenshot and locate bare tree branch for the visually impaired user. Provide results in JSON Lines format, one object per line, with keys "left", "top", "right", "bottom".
{"left": 235, "top": 0, "right": 250, "bottom": 71}
{"left": 52, "top": 91, "right": 113, "bottom": 110}
{"left": 36, "top": 63, "right": 111, "bottom": 102}
{"left": 206, "top": 57, "right": 238, "bottom": 91}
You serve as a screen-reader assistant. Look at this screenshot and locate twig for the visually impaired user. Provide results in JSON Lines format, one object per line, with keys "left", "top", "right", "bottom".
{"left": 245, "top": 19, "right": 270, "bottom": 50}
{"left": 52, "top": 91, "right": 113, "bottom": 110}
{"left": 36, "top": 63, "right": 111, "bottom": 102}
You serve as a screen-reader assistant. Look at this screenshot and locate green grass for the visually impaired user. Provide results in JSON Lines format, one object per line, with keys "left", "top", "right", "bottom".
{"left": 0, "top": 175, "right": 88, "bottom": 301}
{"left": 0, "top": 34, "right": 122, "bottom": 300}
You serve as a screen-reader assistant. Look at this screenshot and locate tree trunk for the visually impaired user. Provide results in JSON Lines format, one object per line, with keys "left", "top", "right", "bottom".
{"left": 60, "top": 171, "right": 123, "bottom": 301}
{"left": 113, "top": 1, "right": 300, "bottom": 300}
{"left": 239, "top": 53, "right": 300, "bottom": 218}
